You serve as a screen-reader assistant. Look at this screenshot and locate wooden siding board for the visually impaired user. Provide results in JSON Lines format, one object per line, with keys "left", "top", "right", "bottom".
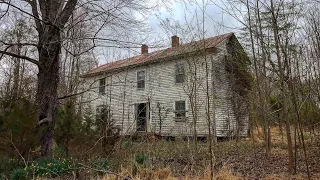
{"left": 81, "top": 38, "right": 248, "bottom": 137}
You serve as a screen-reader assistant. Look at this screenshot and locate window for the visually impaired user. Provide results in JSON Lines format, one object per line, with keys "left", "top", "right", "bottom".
{"left": 175, "top": 101, "right": 186, "bottom": 120}
{"left": 96, "top": 105, "right": 104, "bottom": 120}
{"left": 137, "top": 70, "right": 145, "bottom": 89}
{"left": 99, "top": 78, "right": 106, "bottom": 95}
{"left": 96, "top": 104, "right": 111, "bottom": 123}
{"left": 175, "top": 63, "right": 185, "bottom": 83}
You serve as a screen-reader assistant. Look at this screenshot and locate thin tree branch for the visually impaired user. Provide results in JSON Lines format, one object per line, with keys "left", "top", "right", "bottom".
{"left": 1, "top": 133, "right": 27, "bottom": 168}
{"left": 0, "top": 41, "right": 38, "bottom": 47}
{"left": 23, "top": 0, "right": 44, "bottom": 35}
{"left": 0, "top": 1, "right": 53, "bottom": 27}
{"left": 0, "top": 50, "right": 39, "bottom": 66}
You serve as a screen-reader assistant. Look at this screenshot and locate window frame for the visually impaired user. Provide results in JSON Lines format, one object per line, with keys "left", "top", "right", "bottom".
{"left": 175, "top": 62, "right": 185, "bottom": 84}
{"left": 137, "top": 70, "right": 146, "bottom": 90}
{"left": 174, "top": 100, "right": 186, "bottom": 121}
{"left": 99, "top": 78, "right": 106, "bottom": 95}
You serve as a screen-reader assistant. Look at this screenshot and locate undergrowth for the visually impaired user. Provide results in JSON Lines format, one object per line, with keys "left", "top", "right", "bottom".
{"left": 1, "top": 128, "right": 320, "bottom": 179}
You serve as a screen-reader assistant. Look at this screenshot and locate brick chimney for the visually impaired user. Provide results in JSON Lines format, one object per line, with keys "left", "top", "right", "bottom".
{"left": 171, "top": 35, "right": 179, "bottom": 48}
{"left": 141, "top": 44, "right": 148, "bottom": 54}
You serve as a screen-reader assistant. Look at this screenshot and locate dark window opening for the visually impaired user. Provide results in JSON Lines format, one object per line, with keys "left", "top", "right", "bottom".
{"left": 137, "top": 70, "right": 145, "bottom": 89}
{"left": 175, "top": 101, "right": 186, "bottom": 120}
{"left": 99, "top": 78, "right": 106, "bottom": 95}
{"left": 175, "top": 63, "right": 185, "bottom": 83}
{"left": 96, "top": 105, "right": 106, "bottom": 120}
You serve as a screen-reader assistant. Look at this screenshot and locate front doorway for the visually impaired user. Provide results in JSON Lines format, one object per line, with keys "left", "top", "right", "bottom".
{"left": 136, "top": 103, "right": 148, "bottom": 132}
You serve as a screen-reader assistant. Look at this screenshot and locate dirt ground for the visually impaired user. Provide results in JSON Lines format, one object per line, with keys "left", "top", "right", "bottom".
{"left": 68, "top": 128, "right": 320, "bottom": 180}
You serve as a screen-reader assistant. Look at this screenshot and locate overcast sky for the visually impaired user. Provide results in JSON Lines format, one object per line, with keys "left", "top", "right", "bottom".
{"left": 148, "top": 0, "right": 241, "bottom": 39}
{"left": 0, "top": 0, "right": 244, "bottom": 66}
{"left": 97, "top": 0, "right": 244, "bottom": 64}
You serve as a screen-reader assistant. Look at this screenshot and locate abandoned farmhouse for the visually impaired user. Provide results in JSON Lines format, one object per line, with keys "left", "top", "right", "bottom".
{"left": 82, "top": 32, "right": 251, "bottom": 137}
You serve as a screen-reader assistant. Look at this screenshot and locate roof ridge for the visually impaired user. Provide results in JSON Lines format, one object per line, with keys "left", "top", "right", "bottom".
{"left": 85, "top": 32, "right": 233, "bottom": 76}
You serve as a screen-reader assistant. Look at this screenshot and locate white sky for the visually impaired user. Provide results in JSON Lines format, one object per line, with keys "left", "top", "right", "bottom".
{"left": 0, "top": 0, "right": 244, "bottom": 66}
{"left": 97, "top": 0, "right": 243, "bottom": 64}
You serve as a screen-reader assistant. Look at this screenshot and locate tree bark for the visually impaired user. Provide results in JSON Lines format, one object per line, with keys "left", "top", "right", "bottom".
{"left": 35, "top": 26, "right": 61, "bottom": 157}
{"left": 270, "top": 0, "right": 294, "bottom": 173}
{"left": 12, "top": 45, "right": 21, "bottom": 100}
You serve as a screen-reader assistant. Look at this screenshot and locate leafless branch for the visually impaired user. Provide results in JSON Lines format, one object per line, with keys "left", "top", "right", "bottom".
{"left": 0, "top": 1, "right": 53, "bottom": 27}
{"left": 0, "top": 41, "right": 38, "bottom": 47}
{"left": 0, "top": 50, "right": 39, "bottom": 65}
{"left": 1, "top": 133, "right": 27, "bottom": 168}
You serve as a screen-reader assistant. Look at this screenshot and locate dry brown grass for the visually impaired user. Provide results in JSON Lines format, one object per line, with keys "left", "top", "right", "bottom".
{"left": 263, "top": 173, "right": 320, "bottom": 180}
{"left": 100, "top": 169, "right": 320, "bottom": 180}
{"left": 68, "top": 126, "right": 320, "bottom": 180}
{"left": 100, "top": 166, "right": 244, "bottom": 180}
{"left": 206, "top": 166, "right": 242, "bottom": 180}
{"left": 100, "top": 167, "right": 173, "bottom": 180}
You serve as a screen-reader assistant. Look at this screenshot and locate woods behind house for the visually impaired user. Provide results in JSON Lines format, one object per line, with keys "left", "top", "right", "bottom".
{"left": 0, "top": 0, "right": 319, "bottom": 179}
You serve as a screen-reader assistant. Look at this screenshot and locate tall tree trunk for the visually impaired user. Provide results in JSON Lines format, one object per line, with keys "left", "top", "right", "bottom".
{"left": 270, "top": 0, "right": 294, "bottom": 173}
{"left": 12, "top": 45, "right": 21, "bottom": 101}
{"left": 248, "top": 0, "right": 270, "bottom": 155}
{"left": 35, "top": 27, "right": 61, "bottom": 157}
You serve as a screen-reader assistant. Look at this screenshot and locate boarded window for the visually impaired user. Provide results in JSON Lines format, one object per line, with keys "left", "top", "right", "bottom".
{"left": 99, "top": 78, "right": 106, "bottom": 95}
{"left": 175, "top": 101, "right": 186, "bottom": 120}
{"left": 137, "top": 70, "right": 145, "bottom": 89}
{"left": 175, "top": 63, "right": 185, "bottom": 83}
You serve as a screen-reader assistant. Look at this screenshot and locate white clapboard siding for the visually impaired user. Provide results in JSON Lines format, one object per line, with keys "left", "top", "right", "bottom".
{"left": 81, "top": 38, "right": 249, "bottom": 137}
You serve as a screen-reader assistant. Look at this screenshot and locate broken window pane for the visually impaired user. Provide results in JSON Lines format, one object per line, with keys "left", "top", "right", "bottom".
{"left": 137, "top": 70, "right": 145, "bottom": 89}
{"left": 175, "top": 100, "right": 186, "bottom": 120}
{"left": 175, "top": 63, "right": 185, "bottom": 83}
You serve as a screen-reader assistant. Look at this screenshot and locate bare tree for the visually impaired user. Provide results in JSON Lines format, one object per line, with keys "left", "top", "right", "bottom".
{"left": 0, "top": 0, "right": 153, "bottom": 156}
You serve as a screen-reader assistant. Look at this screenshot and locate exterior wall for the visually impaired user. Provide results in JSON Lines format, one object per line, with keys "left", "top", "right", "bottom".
{"left": 212, "top": 55, "right": 248, "bottom": 137}
{"left": 82, "top": 39, "right": 248, "bottom": 137}
{"left": 212, "top": 53, "right": 237, "bottom": 137}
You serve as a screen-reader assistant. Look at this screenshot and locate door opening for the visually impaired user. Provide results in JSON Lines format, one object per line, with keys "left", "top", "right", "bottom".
{"left": 136, "top": 103, "right": 147, "bottom": 132}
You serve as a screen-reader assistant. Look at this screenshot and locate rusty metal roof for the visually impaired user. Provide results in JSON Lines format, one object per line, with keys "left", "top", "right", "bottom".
{"left": 84, "top": 32, "right": 233, "bottom": 77}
